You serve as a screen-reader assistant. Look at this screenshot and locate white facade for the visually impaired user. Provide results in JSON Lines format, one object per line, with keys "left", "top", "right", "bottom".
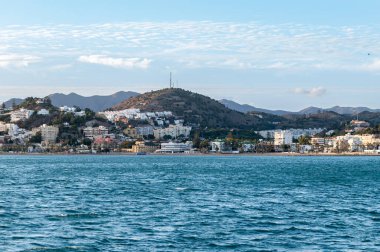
{"left": 11, "top": 109, "right": 34, "bottom": 122}
{"left": 153, "top": 124, "right": 192, "bottom": 139}
{"left": 37, "top": 109, "right": 49, "bottom": 115}
{"left": 40, "top": 124, "right": 59, "bottom": 143}
{"left": 59, "top": 106, "right": 77, "bottom": 112}
{"left": 311, "top": 137, "right": 325, "bottom": 145}
{"left": 83, "top": 126, "right": 109, "bottom": 139}
{"left": 6, "top": 123, "right": 20, "bottom": 136}
{"left": 274, "top": 130, "right": 293, "bottom": 146}
{"left": 0, "top": 122, "right": 7, "bottom": 132}
{"left": 156, "top": 142, "right": 192, "bottom": 153}
{"left": 257, "top": 128, "right": 324, "bottom": 140}
{"left": 210, "top": 140, "right": 225, "bottom": 152}
{"left": 74, "top": 111, "right": 86, "bottom": 117}
{"left": 99, "top": 109, "right": 174, "bottom": 123}
{"left": 136, "top": 125, "right": 154, "bottom": 136}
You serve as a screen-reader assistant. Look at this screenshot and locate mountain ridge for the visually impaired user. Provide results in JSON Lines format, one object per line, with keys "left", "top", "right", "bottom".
{"left": 3, "top": 91, "right": 139, "bottom": 112}
{"left": 3, "top": 91, "right": 379, "bottom": 115}
{"left": 219, "top": 99, "right": 380, "bottom": 115}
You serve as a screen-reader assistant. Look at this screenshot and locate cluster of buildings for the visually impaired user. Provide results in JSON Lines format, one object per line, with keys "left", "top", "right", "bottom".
{"left": 0, "top": 122, "right": 59, "bottom": 146}
{"left": 312, "top": 134, "right": 380, "bottom": 153}
{"left": 59, "top": 106, "right": 86, "bottom": 116}
{"left": 99, "top": 109, "right": 173, "bottom": 125}
{"left": 256, "top": 128, "right": 326, "bottom": 140}
{"left": 269, "top": 128, "right": 380, "bottom": 154}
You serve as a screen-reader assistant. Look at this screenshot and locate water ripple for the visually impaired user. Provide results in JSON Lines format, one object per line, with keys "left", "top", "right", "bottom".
{"left": 0, "top": 155, "right": 379, "bottom": 251}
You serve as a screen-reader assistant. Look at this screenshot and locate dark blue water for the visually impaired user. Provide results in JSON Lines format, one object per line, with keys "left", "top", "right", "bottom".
{"left": 0, "top": 155, "right": 379, "bottom": 251}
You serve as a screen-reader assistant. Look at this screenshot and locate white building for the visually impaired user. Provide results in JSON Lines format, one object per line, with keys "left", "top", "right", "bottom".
{"left": 99, "top": 109, "right": 174, "bottom": 124}
{"left": 83, "top": 126, "right": 109, "bottom": 139}
{"left": 311, "top": 137, "right": 325, "bottom": 146}
{"left": 153, "top": 124, "right": 192, "bottom": 139}
{"left": 11, "top": 109, "right": 34, "bottom": 122}
{"left": 210, "top": 140, "right": 225, "bottom": 152}
{"left": 357, "top": 134, "right": 380, "bottom": 146}
{"left": 37, "top": 109, "right": 49, "bottom": 115}
{"left": 333, "top": 134, "right": 362, "bottom": 152}
{"left": 136, "top": 125, "right": 154, "bottom": 136}
{"left": 6, "top": 123, "right": 20, "bottom": 136}
{"left": 257, "top": 128, "right": 324, "bottom": 140}
{"left": 0, "top": 122, "right": 7, "bottom": 133}
{"left": 40, "top": 124, "right": 59, "bottom": 143}
{"left": 59, "top": 106, "right": 77, "bottom": 112}
{"left": 74, "top": 111, "right": 86, "bottom": 117}
{"left": 274, "top": 130, "right": 293, "bottom": 146}
{"left": 156, "top": 142, "right": 192, "bottom": 153}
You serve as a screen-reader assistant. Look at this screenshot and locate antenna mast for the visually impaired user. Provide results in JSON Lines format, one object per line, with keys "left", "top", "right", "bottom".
{"left": 169, "top": 72, "right": 173, "bottom": 88}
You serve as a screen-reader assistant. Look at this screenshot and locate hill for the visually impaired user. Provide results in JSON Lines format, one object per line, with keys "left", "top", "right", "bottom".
{"left": 112, "top": 88, "right": 284, "bottom": 129}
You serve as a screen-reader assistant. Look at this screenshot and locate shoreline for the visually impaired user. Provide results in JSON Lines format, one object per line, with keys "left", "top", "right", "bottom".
{"left": 0, "top": 152, "right": 379, "bottom": 157}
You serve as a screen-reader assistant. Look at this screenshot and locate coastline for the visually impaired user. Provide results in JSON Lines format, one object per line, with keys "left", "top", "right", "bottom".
{"left": 1, "top": 152, "right": 379, "bottom": 157}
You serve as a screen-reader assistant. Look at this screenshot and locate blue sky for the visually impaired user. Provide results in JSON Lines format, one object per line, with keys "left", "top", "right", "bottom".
{"left": 0, "top": 0, "right": 380, "bottom": 110}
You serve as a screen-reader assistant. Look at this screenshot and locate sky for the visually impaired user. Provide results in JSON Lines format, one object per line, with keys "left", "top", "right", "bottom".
{"left": 0, "top": 0, "right": 380, "bottom": 110}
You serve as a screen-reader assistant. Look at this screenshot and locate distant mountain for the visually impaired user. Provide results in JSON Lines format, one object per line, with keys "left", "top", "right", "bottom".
{"left": 220, "top": 99, "right": 380, "bottom": 115}
{"left": 219, "top": 99, "right": 291, "bottom": 115}
{"left": 3, "top": 98, "right": 23, "bottom": 108}
{"left": 327, "top": 106, "right": 380, "bottom": 115}
{"left": 3, "top": 91, "right": 139, "bottom": 112}
{"left": 48, "top": 91, "right": 139, "bottom": 112}
{"left": 298, "top": 106, "right": 324, "bottom": 114}
{"left": 299, "top": 106, "right": 380, "bottom": 115}
{"left": 112, "top": 88, "right": 284, "bottom": 129}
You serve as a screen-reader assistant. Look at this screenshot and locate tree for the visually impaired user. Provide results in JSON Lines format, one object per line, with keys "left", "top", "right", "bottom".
{"left": 120, "top": 141, "right": 135, "bottom": 149}
{"left": 226, "top": 131, "right": 234, "bottom": 141}
{"left": 199, "top": 140, "right": 210, "bottom": 151}
{"left": 163, "top": 135, "right": 172, "bottom": 140}
{"left": 82, "top": 138, "right": 92, "bottom": 147}
{"left": 298, "top": 135, "right": 311, "bottom": 145}
{"left": 335, "top": 140, "right": 349, "bottom": 153}
{"left": 192, "top": 131, "right": 201, "bottom": 148}
{"left": 30, "top": 132, "right": 42, "bottom": 143}
{"left": 85, "top": 108, "right": 95, "bottom": 119}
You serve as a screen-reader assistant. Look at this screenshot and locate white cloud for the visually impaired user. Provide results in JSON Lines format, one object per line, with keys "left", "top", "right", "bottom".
{"left": 0, "top": 54, "right": 40, "bottom": 68}
{"left": 363, "top": 59, "right": 380, "bottom": 71}
{"left": 78, "top": 55, "right": 151, "bottom": 69}
{"left": 293, "top": 87, "right": 327, "bottom": 97}
{"left": 0, "top": 22, "right": 380, "bottom": 71}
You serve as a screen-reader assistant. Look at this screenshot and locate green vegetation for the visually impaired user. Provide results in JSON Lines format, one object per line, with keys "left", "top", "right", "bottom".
{"left": 29, "top": 132, "right": 42, "bottom": 143}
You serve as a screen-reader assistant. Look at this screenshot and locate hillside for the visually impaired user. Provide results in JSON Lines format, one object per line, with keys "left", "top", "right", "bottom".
{"left": 279, "top": 111, "right": 350, "bottom": 130}
{"left": 112, "top": 88, "right": 284, "bottom": 129}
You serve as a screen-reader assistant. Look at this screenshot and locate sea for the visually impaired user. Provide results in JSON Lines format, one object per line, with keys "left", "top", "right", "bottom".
{"left": 0, "top": 155, "right": 379, "bottom": 251}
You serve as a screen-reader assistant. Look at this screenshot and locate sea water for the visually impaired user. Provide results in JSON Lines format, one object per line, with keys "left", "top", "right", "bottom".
{"left": 0, "top": 155, "right": 379, "bottom": 251}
